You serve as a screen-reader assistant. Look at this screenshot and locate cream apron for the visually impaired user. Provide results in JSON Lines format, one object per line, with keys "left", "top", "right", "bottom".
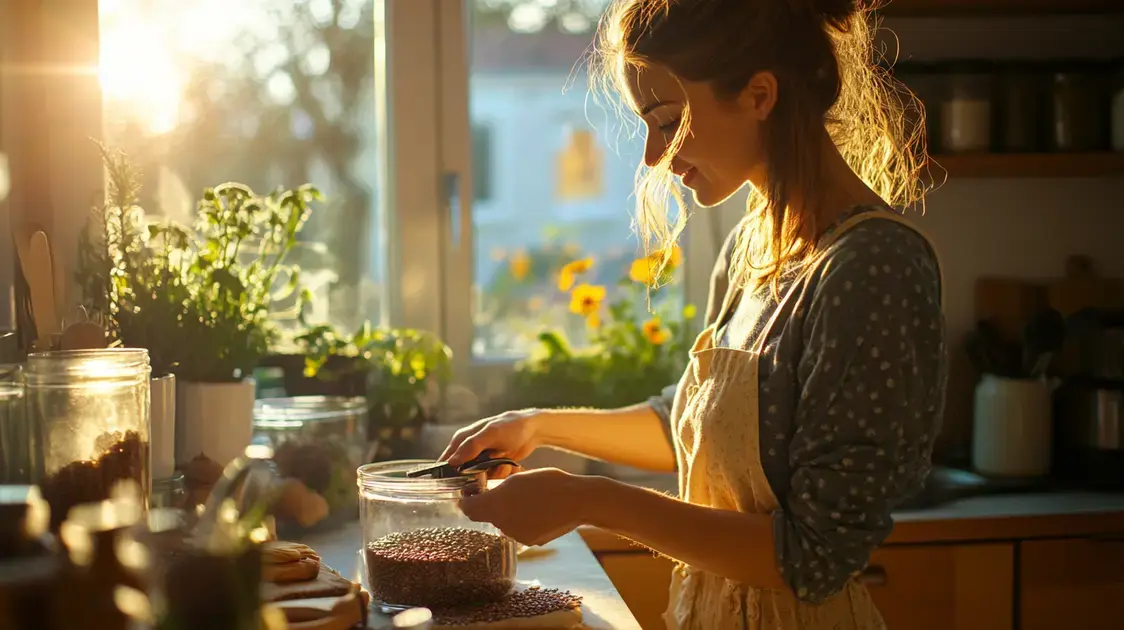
{"left": 663, "top": 211, "right": 941, "bottom": 630}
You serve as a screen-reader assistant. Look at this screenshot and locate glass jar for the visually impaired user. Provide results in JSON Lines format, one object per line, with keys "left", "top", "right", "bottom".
{"left": 1051, "top": 62, "right": 1108, "bottom": 152}
{"left": 357, "top": 460, "right": 517, "bottom": 609}
{"left": 253, "top": 396, "right": 369, "bottom": 527}
{"left": 25, "top": 349, "right": 151, "bottom": 531}
{"left": 997, "top": 62, "right": 1047, "bottom": 153}
{"left": 0, "top": 365, "right": 30, "bottom": 484}
{"left": 1111, "top": 58, "right": 1124, "bottom": 152}
{"left": 939, "top": 62, "right": 994, "bottom": 153}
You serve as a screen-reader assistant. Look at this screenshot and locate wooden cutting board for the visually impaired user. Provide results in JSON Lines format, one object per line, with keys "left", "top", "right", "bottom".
{"left": 974, "top": 277, "right": 1047, "bottom": 343}
{"left": 1045, "top": 255, "right": 1124, "bottom": 317}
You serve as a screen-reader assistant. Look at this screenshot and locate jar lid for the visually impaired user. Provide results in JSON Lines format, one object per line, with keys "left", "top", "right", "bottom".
{"left": 253, "top": 396, "right": 368, "bottom": 429}
{"left": 358, "top": 460, "right": 478, "bottom": 492}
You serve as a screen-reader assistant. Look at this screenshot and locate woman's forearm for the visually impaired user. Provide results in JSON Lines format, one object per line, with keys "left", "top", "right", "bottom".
{"left": 580, "top": 475, "right": 787, "bottom": 589}
{"left": 531, "top": 404, "right": 676, "bottom": 473}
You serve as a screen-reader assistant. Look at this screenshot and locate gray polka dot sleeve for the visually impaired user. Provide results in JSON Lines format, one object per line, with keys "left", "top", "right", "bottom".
{"left": 772, "top": 227, "right": 946, "bottom": 603}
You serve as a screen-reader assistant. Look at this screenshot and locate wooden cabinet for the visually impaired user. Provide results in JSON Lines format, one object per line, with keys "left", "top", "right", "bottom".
{"left": 864, "top": 544, "right": 1014, "bottom": 630}
{"left": 596, "top": 545, "right": 1015, "bottom": 630}
{"left": 1020, "top": 538, "right": 1124, "bottom": 630}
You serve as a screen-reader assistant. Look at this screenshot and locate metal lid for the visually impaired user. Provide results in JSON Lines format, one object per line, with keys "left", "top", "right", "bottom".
{"left": 253, "top": 396, "right": 368, "bottom": 429}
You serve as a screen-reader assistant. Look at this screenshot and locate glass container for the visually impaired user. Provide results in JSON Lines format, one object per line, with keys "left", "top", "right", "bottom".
{"left": 358, "top": 460, "right": 517, "bottom": 609}
{"left": 1111, "top": 58, "right": 1124, "bottom": 152}
{"left": 253, "top": 396, "right": 370, "bottom": 527}
{"left": 939, "top": 61, "right": 994, "bottom": 153}
{"left": 997, "top": 62, "right": 1047, "bottom": 153}
{"left": 1052, "top": 62, "right": 1108, "bottom": 152}
{"left": 0, "top": 365, "right": 30, "bottom": 484}
{"left": 24, "top": 349, "right": 151, "bottom": 531}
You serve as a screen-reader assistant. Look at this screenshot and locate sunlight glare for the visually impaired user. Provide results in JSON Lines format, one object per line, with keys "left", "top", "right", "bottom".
{"left": 99, "top": 17, "right": 183, "bottom": 135}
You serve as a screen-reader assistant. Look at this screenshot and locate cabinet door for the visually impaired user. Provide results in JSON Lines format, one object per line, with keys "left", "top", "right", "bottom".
{"left": 864, "top": 544, "right": 1015, "bottom": 630}
{"left": 1021, "top": 537, "right": 1124, "bottom": 630}
{"left": 597, "top": 553, "right": 675, "bottom": 630}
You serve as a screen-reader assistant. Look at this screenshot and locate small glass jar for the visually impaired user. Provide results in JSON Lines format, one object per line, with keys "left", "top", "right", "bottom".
{"left": 997, "top": 62, "right": 1048, "bottom": 153}
{"left": 939, "top": 62, "right": 994, "bottom": 153}
{"left": 0, "top": 365, "right": 30, "bottom": 484}
{"left": 24, "top": 349, "right": 151, "bottom": 531}
{"left": 1110, "top": 58, "right": 1124, "bottom": 152}
{"left": 253, "top": 396, "right": 369, "bottom": 528}
{"left": 1051, "top": 62, "right": 1108, "bottom": 152}
{"left": 358, "top": 460, "right": 517, "bottom": 609}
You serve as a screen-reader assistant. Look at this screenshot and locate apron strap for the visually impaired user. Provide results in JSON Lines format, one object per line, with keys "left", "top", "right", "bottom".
{"left": 715, "top": 208, "right": 944, "bottom": 355}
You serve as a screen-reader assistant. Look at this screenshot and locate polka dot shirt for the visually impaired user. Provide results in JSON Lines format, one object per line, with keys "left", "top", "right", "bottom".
{"left": 650, "top": 206, "right": 948, "bottom": 604}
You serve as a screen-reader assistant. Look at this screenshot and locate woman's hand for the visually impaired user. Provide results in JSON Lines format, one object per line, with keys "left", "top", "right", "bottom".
{"left": 440, "top": 409, "right": 541, "bottom": 478}
{"left": 458, "top": 468, "right": 588, "bottom": 547}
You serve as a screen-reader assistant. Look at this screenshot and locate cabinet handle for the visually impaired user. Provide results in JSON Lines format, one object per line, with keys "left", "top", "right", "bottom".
{"left": 859, "top": 565, "right": 887, "bottom": 587}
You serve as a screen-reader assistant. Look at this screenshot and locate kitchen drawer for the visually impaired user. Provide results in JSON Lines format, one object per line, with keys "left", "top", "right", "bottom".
{"left": 597, "top": 552, "right": 675, "bottom": 630}
{"left": 1020, "top": 537, "right": 1124, "bottom": 630}
{"left": 864, "top": 543, "right": 1015, "bottom": 630}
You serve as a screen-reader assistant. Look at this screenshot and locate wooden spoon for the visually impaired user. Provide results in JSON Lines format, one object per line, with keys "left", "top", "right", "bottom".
{"left": 13, "top": 227, "right": 59, "bottom": 351}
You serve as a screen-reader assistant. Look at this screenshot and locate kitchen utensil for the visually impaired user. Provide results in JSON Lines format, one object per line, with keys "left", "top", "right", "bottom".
{"left": 1022, "top": 307, "right": 1066, "bottom": 378}
{"left": 406, "top": 450, "right": 518, "bottom": 479}
{"left": 973, "top": 318, "right": 1023, "bottom": 377}
{"left": 20, "top": 230, "right": 59, "bottom": 352}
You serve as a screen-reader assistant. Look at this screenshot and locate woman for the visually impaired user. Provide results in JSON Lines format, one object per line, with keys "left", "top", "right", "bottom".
{"left": 443, "top": 0, "right": 947, "bottom": 627}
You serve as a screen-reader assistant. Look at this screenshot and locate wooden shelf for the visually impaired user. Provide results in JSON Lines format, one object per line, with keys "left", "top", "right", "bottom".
{"left": 927, "top": 152, "right": 1124, "bottom": 179}
{"left": 878, "top": 0, "right": 1124, "bottom": 17}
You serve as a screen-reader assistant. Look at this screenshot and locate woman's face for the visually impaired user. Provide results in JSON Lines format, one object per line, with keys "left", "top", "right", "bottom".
{"left": 624, "top": 63, "right": 776, "bottom": 207}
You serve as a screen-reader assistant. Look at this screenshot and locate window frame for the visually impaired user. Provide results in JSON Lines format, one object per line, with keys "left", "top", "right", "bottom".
{"left": 9, "top": 0, "right": 721, "bottom": 408}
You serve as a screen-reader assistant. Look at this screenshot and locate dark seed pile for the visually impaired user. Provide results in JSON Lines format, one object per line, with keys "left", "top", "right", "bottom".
{"left": 365, "top": 527, "right": 515, "bottom": 608}
{"left": 38, "top": 430, "right": 149, "bottom": 531}
{"left": 431, "top": 586, "right": 583, "bottom": 627}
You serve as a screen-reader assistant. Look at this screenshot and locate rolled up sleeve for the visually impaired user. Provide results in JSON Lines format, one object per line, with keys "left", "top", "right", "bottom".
{"left": 773, "top": 227, "right": 946, "bottom": 603}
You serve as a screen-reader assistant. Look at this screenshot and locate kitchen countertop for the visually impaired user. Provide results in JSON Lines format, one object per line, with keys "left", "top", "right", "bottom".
{"left": 579, "top": 472, "right": 1124, "bottom": 550}
{"left": 300, "top": 520, "right": 642, "bottom": 629}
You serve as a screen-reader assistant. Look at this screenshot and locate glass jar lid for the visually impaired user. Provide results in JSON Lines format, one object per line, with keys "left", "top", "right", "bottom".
{"left": 358, "top": 460, "right": 477, "bottom": 500}
{"left": 24, "top": 348, "right": 150, "bottom": 387}
{"left": 253, "top": 395, "right": 368, "bottom": 430}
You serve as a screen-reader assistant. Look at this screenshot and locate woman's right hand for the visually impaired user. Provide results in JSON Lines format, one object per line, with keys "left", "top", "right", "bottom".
{"left": 439, "top": 409, "right": 542, "bottom": 478}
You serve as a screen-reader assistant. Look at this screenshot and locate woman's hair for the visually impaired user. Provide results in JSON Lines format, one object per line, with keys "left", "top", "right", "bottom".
{"left": 590, "top": 0, "right": 928, "bottom": 294}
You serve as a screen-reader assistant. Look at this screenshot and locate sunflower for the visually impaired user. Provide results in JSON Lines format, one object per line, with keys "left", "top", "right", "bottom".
{"left": 558, "top": 257, "right": 595, "bottom": 291}
{"left": 509, "top": 249, "right": 531, "bottom": 281}
{"left": 642, "top": 317, "right": 671, "bottom": 345}
{"left": 569, "top": 283, "right": 606, "bottom": 319}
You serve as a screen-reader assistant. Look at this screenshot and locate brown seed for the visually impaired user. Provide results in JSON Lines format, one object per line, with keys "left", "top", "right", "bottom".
{"left": 365, "top": 527, "right": 516, "bottom": 609}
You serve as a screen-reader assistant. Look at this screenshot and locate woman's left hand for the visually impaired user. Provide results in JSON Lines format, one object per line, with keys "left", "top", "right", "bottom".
{"left": 458, "top": 468, "right": 589, "bottom": 547}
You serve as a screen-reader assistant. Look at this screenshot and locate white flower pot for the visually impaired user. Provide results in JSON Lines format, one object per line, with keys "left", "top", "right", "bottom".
{"left": 176, "top": 378, "right": 256, "bottom": 469}
{"left": 417, "top": 422, "right": 589, "bottom": 475}
{"left": 150, "top": 374, "right": 176, "bottom": 480}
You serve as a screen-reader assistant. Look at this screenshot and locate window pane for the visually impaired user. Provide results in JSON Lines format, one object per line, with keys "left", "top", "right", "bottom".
{"left": 469, "top": 2, "right": 683, "bottom": 360}
{"left": 96, "top": 0, "right": 383, "bottom": 334}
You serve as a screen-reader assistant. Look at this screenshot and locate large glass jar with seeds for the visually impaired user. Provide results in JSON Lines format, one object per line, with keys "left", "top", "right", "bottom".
{"left": 357, "top": 460, "right": 517, "bottom": 609}
{"left": 24, "top": 349, "right": 151, "bottom": 531}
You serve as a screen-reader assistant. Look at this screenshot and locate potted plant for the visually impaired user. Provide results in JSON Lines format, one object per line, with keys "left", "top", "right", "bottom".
{"left": 78, "top": 146, "right": 319, "bottom": 471}
{"left": 77, "top": 146, "right": 184, "bottom": 483}
{"left": 296, "top": 321, "right": 453, "bottom": 460}
{"left": 506, "top": 246, "right": 695, "bottom": 477}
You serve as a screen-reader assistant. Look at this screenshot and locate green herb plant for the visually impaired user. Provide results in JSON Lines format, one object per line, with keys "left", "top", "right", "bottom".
{"left": 296, "top": 321, "right": 453, "bottom": 426}
{"left": 78, "top": 145, "right": 319, "bottom": 382}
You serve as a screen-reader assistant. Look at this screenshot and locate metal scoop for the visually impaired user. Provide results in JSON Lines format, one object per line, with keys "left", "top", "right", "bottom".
{"left": 405, "top": 450, "right": 518, "bottom": 479}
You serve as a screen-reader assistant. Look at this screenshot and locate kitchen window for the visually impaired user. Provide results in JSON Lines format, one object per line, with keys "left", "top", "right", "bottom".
{"left": 5, "top": 0, "right": 728, "bottom": 392}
